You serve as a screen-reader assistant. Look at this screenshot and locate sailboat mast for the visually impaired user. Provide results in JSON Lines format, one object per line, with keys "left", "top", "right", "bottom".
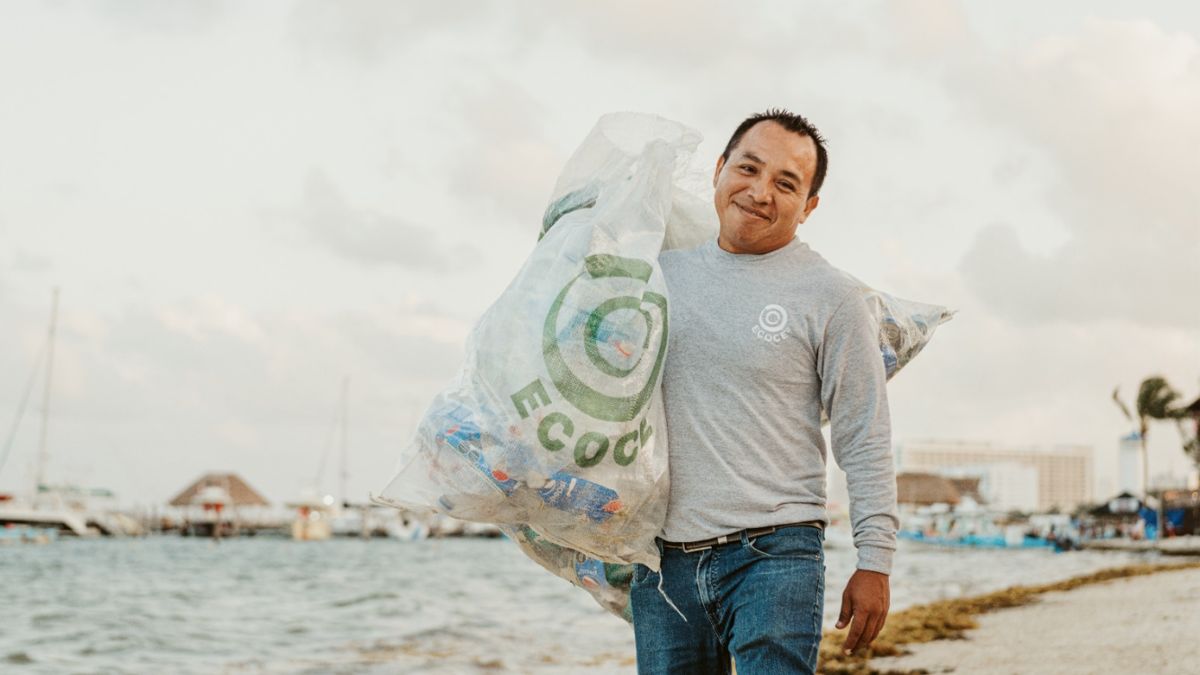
{"left": 339, "top": 375, "right": 349, "bottom": 506}
{"left": 34, "top": 287, "right": 59, "bottom": 497}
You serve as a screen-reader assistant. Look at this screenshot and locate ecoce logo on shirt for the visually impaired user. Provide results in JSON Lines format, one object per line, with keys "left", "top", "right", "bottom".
{"left": 752, "top": 303, "right": 791, "bottom": 344}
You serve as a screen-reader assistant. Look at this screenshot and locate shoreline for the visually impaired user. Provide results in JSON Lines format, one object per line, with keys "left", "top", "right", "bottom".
{"left": 816, "top": 560, "right": 1200, "bottom": 674}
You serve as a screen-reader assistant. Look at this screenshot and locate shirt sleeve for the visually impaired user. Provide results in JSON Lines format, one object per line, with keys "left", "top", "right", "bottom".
{"left": 819, "top": 289, "right": 899, "bottom": 574}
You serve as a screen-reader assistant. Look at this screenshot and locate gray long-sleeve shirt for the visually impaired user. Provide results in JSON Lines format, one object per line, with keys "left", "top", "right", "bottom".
{"left": 658, "top": 237, "right": 898, "bottom": 574}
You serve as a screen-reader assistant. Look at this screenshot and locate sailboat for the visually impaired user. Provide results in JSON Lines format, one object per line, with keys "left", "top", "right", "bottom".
{"left": 287, "top": 377, "right": 350, "bottom": 541}
{"left": 1, "top": 289, "right": 93, "bottom": 538}
{"left": 287, "top": 376, "right": 431, "bottom": 541}
{"left": 0, "top": 289, "right": 143, "bottom": 538}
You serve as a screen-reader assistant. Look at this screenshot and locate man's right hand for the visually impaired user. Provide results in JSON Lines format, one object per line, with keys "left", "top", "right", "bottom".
{"left": 835, "top": 569, "right": 890, "bottom": 654}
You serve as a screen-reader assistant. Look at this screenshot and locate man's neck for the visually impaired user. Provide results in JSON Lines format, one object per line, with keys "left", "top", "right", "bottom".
{"left": 717, "top": 235, "right": 794, "bottom": 255}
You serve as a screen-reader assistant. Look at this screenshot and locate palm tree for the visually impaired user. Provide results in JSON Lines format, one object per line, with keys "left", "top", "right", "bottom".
{"left": 1112, "top": 376, "right": 1183, "bottom": 499}
{"left": 1184, "top": 433, "right": 1200, "bottom": 468}
{"left": 1177, "top": 396, "right": 1200, "bottom": 472}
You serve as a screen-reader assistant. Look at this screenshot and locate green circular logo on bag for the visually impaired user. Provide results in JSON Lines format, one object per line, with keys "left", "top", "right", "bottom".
{"left": 542, "top": 254, "right": 668, "bottom": 423}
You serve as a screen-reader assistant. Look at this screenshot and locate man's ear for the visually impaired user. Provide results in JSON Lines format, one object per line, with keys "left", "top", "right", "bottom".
{"left": 713, "top": 156, "right": 725, "bottom": 189}
{"left": 796, "top": 194, "right": 820, "bottom": 224}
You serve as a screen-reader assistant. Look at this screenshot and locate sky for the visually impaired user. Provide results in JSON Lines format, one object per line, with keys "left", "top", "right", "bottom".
{"left": 1, "top": 0, "right": 1197, "bottom": 508}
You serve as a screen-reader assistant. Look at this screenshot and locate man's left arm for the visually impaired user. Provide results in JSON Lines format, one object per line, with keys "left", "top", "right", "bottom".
{"left": 819, "top": 290, "right": 899, "bottom": 655}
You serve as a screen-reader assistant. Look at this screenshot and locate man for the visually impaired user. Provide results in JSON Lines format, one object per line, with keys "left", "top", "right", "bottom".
{"left": 630, "top": 110, "right": 898, "bottom": 674}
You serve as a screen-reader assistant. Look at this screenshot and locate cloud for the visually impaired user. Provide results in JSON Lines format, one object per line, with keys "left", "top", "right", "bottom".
{"left": 949, "top": 19, "right": 1200, "bottom": 328}
{"left": 959, "top": 220, "right": 1195, "bottom": 327}
{"left": 0, "top": 249, "right": 52, "bottom": 305}
{"left": 47, "top": 0, "right": 227, "bottom": 34}
{"left": 885, "top": 0, "right": 972, "bottom": 61}
{"left": 156, "top": 295, "right": 266, "bottom": 345}
{"left": 12, "top": 249, "right": 53, "bottom": 274}
{"left": 547, "top": 1, "right": 867, "bottom": 73}
{"left": 292, "top": 170, "right": 453, "bottom": 269}
{"left": 284, "top": 0, "right": 865, "bottom": 81}
{"left": 93, "top": 296, "right": 466, "bottom": 422}
{"left": 286, "top": 0, "right": 484, "bottom": 65}
{"left": 447, "top": 82, "right": 563, "bottom": 226}
{"left": 283, "top": 0, "right": 744, "bottom": 68}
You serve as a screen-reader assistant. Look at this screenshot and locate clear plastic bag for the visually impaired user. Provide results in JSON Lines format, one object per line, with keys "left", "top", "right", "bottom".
{"left": 376, "top": 114, "right": 700, "bottom": 569}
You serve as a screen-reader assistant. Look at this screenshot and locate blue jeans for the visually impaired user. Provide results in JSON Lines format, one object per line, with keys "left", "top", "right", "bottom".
{"left": 630, "top": 525, "right": 825, "bottom": 675}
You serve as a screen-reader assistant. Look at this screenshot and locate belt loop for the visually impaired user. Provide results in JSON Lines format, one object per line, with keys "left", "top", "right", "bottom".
{"left": 739, "top": 529, "right": 750, "bottom": 546}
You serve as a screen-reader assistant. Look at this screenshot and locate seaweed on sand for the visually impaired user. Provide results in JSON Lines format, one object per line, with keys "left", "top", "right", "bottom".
{"left": 815, "top": 561, "right": 1200, "bottom": 675}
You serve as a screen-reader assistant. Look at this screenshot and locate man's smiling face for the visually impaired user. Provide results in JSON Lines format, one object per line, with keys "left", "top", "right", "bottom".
{"left": 713, "top": 120, "right": 820, "bottom": 255}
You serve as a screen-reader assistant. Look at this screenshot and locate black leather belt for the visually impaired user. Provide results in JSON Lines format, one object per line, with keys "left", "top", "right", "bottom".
{"left": 662, "top": 521, "right": 824, "bottom": 553}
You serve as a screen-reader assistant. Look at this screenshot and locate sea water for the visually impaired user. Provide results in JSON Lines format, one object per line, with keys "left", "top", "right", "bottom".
{"left": 0, "top": 536, "right": 1160, "bottom": 674}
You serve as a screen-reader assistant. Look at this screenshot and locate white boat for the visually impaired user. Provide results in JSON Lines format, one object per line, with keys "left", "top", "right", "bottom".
{"left": 385, "top": 512, "right": 431, "bottom": 541}
{"left": 898, "top": 506, "right": 1063, "bottom": 550}
{"left": 1, "top": 289, "right": 130, "bottom": 538}
{"left": 325, "top": 503, "right": 431, "bottom": 539}
{"left": 419, "top": 512, "right": 503, "bottom": 538}
{"left": 287, "top": 491, "right": 335, "bottom": 541}
{"left": 291, "top": 506, "right": 334, "bottom": 541}
{"left": 0, "top": 502, "right": 89, "bottom": 536}
{"left": 291, "top": 377, "right": 348, "bottom": 542}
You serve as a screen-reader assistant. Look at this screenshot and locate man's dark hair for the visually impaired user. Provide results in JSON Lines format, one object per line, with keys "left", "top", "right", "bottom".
{"left": 720, "top": 109, "right": 828, "bottom": 198}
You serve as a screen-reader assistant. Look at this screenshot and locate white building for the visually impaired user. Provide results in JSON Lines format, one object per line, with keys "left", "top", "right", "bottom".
{"left": 1117, "top": 432, "right": 1141, "bottom": 495}
{"left": 937, "top": 463, "right": 1040, "bottom": 513}
{"left": 896, "top": 440, "right": 1093, "bottom": 512}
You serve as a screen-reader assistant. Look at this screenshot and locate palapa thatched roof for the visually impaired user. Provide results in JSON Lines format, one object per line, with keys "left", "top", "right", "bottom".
{"left": 897, "top": 472, "right": 961, "bottom": 506}
{"left": 168, "top": 472, "right": 269, "bottom": 507}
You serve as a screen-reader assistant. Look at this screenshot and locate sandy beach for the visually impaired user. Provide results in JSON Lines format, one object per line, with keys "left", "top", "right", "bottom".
{"left": 868, "top": 566, "right": 1200, "bottom": 675}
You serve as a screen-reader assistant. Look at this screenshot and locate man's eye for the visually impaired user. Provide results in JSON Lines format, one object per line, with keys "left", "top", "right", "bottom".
{"left": 778, "top": 182, "right": 795, "bottom": 192}
{"left": 739, "top": 165, "right": 755, "bottom": 173}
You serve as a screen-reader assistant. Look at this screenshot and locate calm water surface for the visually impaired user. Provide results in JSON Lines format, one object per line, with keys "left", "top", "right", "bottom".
{"left": 0, "top": 535, "right": 1163, "bottom": 674}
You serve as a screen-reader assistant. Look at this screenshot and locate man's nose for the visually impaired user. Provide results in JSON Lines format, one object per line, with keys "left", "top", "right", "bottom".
{"left": 746, "top": 175, "right": 772, "bottom": 204}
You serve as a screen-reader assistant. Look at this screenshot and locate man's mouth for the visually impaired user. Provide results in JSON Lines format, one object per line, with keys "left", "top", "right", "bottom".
{"left": 736, "top": 203, "right": 770, "bottom": 222}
